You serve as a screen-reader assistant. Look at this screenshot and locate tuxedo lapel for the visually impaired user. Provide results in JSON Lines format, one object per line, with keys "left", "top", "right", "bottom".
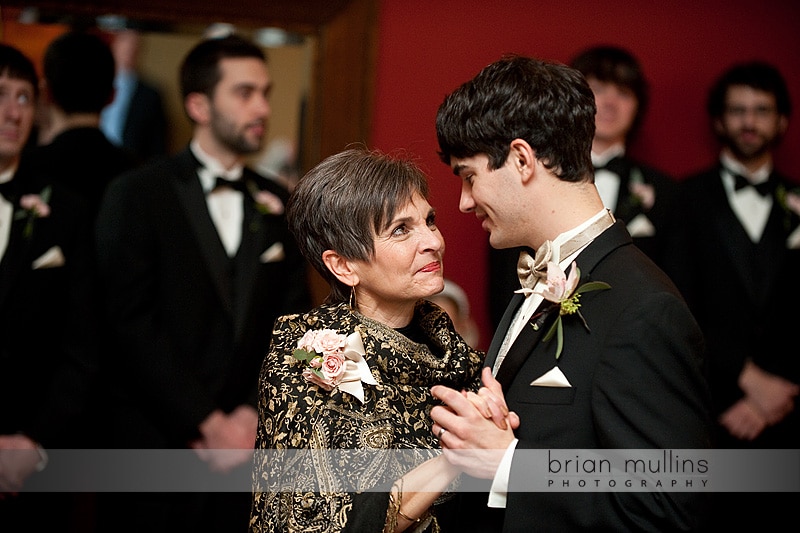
{"left": 170, "top": 151, "right": 235, "bottom": 316}
{"left": 0, "top": 216, "right": 31, "bottom": 307}
{"left": 232, "top": 174, "right": 264, "bottom": 337}
{"left": 484, "top": 292, "right": 523, "bottom": 370}
{"left": 495, "top": 303, "right": 558, "bottom": 389}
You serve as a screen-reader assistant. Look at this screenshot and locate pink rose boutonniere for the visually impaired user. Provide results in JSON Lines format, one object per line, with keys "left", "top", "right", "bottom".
{"left": 292, "top": 328, "right": 377, "bottom": 403}
{"left": 14, "top": 186, "right": 52, "bottom": 239}
{"left": 244, "top": 181, "right": 284, "bottom": 215}
{"left": 521, "top": 261, "right": 611, "bottom": 360}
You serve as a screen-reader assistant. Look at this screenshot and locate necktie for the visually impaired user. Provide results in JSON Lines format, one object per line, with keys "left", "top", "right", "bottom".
{"left": 732, "top": 173, "right": 773, "bottom": 197}
{"left": 211, "top": 176, "right": 249, "bottom": 195}
{"left": 517, "top": 210, "right": 615, "bottom": 290}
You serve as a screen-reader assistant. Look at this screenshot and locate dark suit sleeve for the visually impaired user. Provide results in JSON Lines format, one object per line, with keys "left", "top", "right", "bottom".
{"left": 25, "top": 188, "right": 100, "bottom": 447}
{"left": 507, "top": 291, "right": 712, "bottom": 532}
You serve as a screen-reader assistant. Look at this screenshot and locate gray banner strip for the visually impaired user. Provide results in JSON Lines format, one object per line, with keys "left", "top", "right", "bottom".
{"left": 8, "top": 449, "right": 799, "bottom": 492}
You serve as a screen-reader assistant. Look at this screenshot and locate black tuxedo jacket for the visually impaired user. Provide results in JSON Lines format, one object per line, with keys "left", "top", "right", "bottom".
{"left": 456, "top": 222, "right": 712, "bottom": 532}
{"left": 95, "top": 147, "right": 311, "bottom": 447}
{"left": 0, "top": 177, "right": 97, "bottom": 447}
{"left": 22, "top": 127, "right": 136, "bottom": 219}
{"left": 662, "top": 166, "right": 800, "bottom": 447}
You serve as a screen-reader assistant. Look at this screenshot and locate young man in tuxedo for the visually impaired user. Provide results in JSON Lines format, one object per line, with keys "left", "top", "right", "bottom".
{"left": 429, "top": 55, "right": 712, "bottom": 532}
{"left": 487, "top": 45, "right": 677, "bottom": 329}
{"left": 0, "top": 43, "right": 97, "bottom": 528}
{"left": 94, "top": 34, "right": 311, "bottom": 532}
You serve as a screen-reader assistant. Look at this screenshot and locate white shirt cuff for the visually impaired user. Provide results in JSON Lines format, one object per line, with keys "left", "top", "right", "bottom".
{"left": 487, "top": 438, "right": 518, "bottom": 508}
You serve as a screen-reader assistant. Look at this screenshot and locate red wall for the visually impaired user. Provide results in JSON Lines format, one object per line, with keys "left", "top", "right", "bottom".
{"left": 369, "top": 0, "right": 800, "bottom": 350}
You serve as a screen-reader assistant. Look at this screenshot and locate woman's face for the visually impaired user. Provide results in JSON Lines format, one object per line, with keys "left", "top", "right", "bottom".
{"left": 351, "top": 192, "right": 445, "bottom": 322}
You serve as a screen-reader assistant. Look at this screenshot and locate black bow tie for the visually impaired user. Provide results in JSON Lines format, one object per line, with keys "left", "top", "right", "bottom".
{"left": 593, "top": 156, "right": 627, "bottom": 177}
{"left": 732, "top": 173, "right": 773, "bottom": 197}
{"left": 211, "top": 176, "right": 249, "bottom": 194}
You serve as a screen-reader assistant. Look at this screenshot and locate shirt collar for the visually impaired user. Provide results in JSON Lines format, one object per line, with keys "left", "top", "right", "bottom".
{"left": 592, "top": 144, "right": 626, "bottom": 167}
{"left": 190, "top": 139, "right": 244, "bottom": 192}
{"left": 549, "top": 208, "right": 611, "bottom": 264}
{"left": 720, "top": 152, "right": 771, "bottom": 184}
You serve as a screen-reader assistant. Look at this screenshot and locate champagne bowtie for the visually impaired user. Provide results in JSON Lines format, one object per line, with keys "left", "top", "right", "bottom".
{"left": 516, "top": 210, "right": 616, "bottom": 290}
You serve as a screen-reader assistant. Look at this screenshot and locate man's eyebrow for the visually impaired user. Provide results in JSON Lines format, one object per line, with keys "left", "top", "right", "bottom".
{"left": 452, "top": 163, "right": 466, "bottom": 177}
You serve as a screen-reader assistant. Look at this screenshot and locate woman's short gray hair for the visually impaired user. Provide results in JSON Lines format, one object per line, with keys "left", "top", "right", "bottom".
{"left": 287, "top": 147, "right": 430, "bottom": 303}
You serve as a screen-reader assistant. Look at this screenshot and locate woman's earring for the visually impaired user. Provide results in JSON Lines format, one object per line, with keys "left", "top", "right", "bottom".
{"left": 349, "top": 285, "right": 357, "bottom": 310}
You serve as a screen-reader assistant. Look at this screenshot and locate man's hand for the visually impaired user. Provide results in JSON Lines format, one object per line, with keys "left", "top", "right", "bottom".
{"left": 431, "top": 368, "right": 517, "bottom": 479}
{"left": 190, "top": 406, "right": 258, "bottom": 473}
{"left": 0, "top": 434, "right": 43, "bottom": 495}
{"left": 738, "top": 360, "right": 799, "bottom": 425}
{"left": 719, "top": 398, "right": 767, "bottom": 441}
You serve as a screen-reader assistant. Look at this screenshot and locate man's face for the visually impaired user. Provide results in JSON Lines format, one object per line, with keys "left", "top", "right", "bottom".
{"left": 0, "top": 73, "right": 35, "bottom": 169}
{"left": 715, "top": 85, "right": 787, "bottom": 161}
{"left": 208, "top": 57, "right": 271, "bottom": 155}
{"left": 587, "top": 76, "right": 638, "bottom": 147}
{"left": 450, "top": 153, "right": 524, "bottom": 250}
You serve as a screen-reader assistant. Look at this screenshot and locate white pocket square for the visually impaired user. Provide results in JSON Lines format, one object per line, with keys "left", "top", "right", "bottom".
{"left": 260, "top": 242, "right": 285, "bottom": 263}
{"left": 531, "top": 366, "right": 572, "bottom": 387}
{"left": 32, "top": 245, "right": 65, "bottom": 269}
{"left": 625, "top": 213, "right": 656, "bottom": 237}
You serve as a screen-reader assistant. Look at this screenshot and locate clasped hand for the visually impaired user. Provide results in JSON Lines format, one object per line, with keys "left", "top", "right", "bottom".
{"left": 189, "top": 405, "right": 258, "bottom": 473}
{"left": 720, "top": 360, "right": 799, "bottom": 441}
{"left": 431, "top": 367, "right": 519, "bottom": 479}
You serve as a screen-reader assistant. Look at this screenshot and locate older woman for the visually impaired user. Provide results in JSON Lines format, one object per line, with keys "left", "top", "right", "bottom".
{"left": 250, "top": 148, "right": 487, "bottom": 532}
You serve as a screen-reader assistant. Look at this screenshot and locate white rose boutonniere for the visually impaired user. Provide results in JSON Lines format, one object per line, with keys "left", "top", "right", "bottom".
{"left": 521, "top": 261, "right": 611, "bottom": 360}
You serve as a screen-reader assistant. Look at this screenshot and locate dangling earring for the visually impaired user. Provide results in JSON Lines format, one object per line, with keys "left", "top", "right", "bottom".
{"left": 349, "top": 285, "right": 357, "bottom": 310}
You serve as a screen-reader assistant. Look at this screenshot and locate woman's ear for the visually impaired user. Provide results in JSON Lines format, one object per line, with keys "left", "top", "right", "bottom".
{"left": 322, "top": 250, "right": 359, "bottom": 287}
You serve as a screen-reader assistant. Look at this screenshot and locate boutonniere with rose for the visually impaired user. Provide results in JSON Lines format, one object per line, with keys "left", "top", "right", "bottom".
{"left": 291, "top": 328, "right": 377, "bottom": 403}
{"left": 517, "top": 261, "right": 611, "bottom": 359}
{"left": 776, "top": 184, "right": 800, "bottom": 232}
{"left": 14, "top": 185, "right": 52, "bottom": 240}
{"left": 245, "top": 181, "right": 284, "bottom": 216}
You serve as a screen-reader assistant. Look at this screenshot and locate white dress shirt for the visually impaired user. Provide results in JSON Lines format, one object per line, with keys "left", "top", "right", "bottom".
{"left": 0, "top": 166, "right": 17, "bottom": 260}
{"left": 719, "top": 152, "right": 772, "bottom": 243}
{"left": 592, "top": 144, "right": 626, "bottom": 212}
{"left": 191, "top": 140, "right": 244, "bottom": 257}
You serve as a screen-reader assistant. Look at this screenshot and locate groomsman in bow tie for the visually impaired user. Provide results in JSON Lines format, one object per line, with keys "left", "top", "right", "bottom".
{"left": 94, "top": 34, "right": 311, "bottom": 532}
{"left": 0, "top": 43, "right": 97, "bottom": 528}
{"left": 662, "top": 59, "right": 800, "bottom": 532}
{"left": 664, "top": 62, "right": 800, "bottom": 449}
{"left": 430, "top": 55, "right": 712, "bottom": 533}
{"left": 486, "top": 46, "right": 677, "bottom": 329}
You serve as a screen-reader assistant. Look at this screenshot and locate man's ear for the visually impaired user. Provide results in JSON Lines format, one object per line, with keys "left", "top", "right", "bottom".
{"left": 509, "top": 138, "right": 537, "bottom": 183}
{"left": 322, "top": 250, "right": 359, "bottom": 287}
{"left": 778, "top": 115, "right": 789, "bottom": 136}
{"left": 185, "top": 92, "right": 210, "bottom": 125}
